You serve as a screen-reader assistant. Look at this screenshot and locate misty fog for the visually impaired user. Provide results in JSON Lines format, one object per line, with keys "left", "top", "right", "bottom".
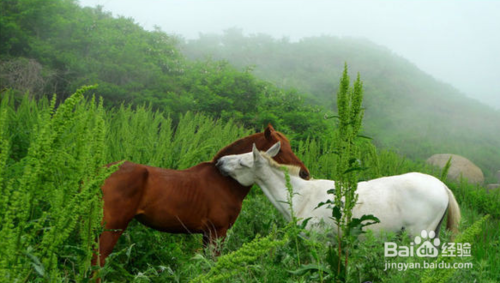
{"left": 79, "top": 0, "right": 500, "bottom": 110}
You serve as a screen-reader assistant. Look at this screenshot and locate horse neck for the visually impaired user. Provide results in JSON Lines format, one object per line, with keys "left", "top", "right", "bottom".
{"left": 211, "top": 132, "right": 263, "bottom": 163}
{"left": 255, "top": 167, "right": 306, "bottom": 222}
{"left": 203, "top": 162, "right": 252, "bottom": 202}
{"left": 229, "top": 179, "right": 252, "bottom": 202}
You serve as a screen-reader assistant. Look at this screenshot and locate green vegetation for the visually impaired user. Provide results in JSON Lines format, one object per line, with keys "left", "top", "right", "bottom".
{"left": 319, "top": 65, "right": 380, "bottom": 281}
{"left": 422, "top": 214, "right": 491, "bottom": 283}
{"left": 0, "top": 87, "right": 113, "bottom": 281}
{"left": 1, "top": 90, "right": 499, "bottom": 282}
{"left": 183, "top": 29, "right": 500, "bottom": 182}
{"left": 0, "top": 0, "right": 328, "bottom": 142}
{"left": 1, "top": 1, "right": 499, "bottom": 282}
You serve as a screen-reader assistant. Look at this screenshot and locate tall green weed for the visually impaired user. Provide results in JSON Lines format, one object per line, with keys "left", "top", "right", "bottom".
{"left": 105, "top": 107, "right": 249, "bottom": 169}
{"left": 0, "top": 87, "right": 116, "bottom": 281}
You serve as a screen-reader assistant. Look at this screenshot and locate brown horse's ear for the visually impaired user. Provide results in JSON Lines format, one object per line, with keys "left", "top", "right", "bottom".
{"left": 264, "top": 124, "right": 275, "bottom": 141}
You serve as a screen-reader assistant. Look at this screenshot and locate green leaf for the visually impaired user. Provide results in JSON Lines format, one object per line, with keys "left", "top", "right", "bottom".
{"left": 25, "top": 250, "right": 45, "bottom": 277}
{"left": 331, "top": 205, "right": 342, "bottom": 220}
{"left": 299, "top": 217, "right": 313, "bottom": 230}
{"left": 343, "top": 166, "right": 368, "bottom": 174}
{"left": 316, "top": 199, "right": 334, "bottom": 209}
{"left": 288, "top": 263, "right": 332, "bottom": 276}
{"left": 349, "top": 214, "right": 380, "bottom": 228}
{"left": 357, "top": 134, "right": 373, "bottom": 140}
{"left": 324, "top": 114, "right": 339, "bottom": 120}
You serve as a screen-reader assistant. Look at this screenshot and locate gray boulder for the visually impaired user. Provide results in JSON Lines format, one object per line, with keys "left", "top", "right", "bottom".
{"left": 426, "top": 154, "right": 484, "bottom": 184}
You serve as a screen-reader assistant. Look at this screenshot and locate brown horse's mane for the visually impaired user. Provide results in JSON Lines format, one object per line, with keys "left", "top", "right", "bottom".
{"left": 211, "top": 130, "right": 290, "bottom": 162}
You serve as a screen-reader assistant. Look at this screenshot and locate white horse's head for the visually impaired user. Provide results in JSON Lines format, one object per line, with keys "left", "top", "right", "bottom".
{"left": 216, "top": 142, "right": 281, "bottom": 186}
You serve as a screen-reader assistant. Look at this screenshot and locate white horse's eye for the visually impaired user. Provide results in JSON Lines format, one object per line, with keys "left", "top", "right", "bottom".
{"left": 239, "top": 160, "right": 250, "bottom": 168}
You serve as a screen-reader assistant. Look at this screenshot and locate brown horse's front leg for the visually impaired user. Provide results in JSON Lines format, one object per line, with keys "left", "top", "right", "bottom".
{"left": 91, "top": 223, "right": 130, "bottom": 282}
{"left": 92, "top": 226, "right": 128, "bottom": 267}
{"left": 93, "top": 162, "right": 147, "bottom": 268}
{"left": 91, "top": 214, "right": 134, "bottom": 283}
{"left": 202, "top": 228, "right": 228, "bottom": 257}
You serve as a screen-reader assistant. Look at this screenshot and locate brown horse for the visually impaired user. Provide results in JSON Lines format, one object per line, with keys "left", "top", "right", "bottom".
{"left": 93, "top": 124, "right": 309, "bottom": 267}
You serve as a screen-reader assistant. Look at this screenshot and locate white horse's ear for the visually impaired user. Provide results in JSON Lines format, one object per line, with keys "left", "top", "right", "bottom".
{"left": 252, "top": 143, "right": 260, "bottom": 161}
{"left": 266, "top": 141, "right": 281, "bottom": 157}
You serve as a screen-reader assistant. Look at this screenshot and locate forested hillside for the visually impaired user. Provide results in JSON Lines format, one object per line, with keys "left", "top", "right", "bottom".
{"left": 0, "top": 0, "right": 328, "bottom": 141}
{"left": 2, "top": 1, "right": 498, "bottom": 181}
{"left": 182, "top": 29, "right": 500, "bottom": 182}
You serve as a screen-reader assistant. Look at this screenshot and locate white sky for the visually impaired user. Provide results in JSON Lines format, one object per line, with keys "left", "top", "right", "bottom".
{"left": 78, "top": 0, "right": 500, "bottom": 109}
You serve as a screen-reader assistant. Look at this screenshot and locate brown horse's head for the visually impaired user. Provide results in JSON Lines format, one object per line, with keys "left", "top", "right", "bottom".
{"left": 213, "top": 124, "right": 310, "bottom": 179}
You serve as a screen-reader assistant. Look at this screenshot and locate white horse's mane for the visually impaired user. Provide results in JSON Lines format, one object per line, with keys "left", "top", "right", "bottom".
{"left": 260, "top": 152, "right": 302, "bottom": 177}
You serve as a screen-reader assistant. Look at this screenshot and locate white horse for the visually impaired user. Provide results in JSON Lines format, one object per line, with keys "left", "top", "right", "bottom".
{"left": 216, "top": 142, "right": 461, "bottom": 236}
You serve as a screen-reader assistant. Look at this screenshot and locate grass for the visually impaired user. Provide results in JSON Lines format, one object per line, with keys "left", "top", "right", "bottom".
{"left": 0, "top": 90, "right": 499, "bottom": 282}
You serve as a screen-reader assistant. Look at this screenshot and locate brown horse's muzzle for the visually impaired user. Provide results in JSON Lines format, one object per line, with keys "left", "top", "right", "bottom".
{"left": 299, "top": 169, "right": 310, "bottom": 180}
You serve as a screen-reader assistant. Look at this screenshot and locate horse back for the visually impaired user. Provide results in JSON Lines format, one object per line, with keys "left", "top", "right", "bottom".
{"left": 102, "top": 161, "right": 150, "bottom": 203}
{"left": 356, "top": 172, "right": 449, "bottom": 235}
{"left": 103, "top": 161, "right": 250, "bottom": 234}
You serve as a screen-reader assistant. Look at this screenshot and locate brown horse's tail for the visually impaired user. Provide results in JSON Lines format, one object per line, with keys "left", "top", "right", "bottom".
{"left": 445, "top": 186, "right": 461, "bottom": 235}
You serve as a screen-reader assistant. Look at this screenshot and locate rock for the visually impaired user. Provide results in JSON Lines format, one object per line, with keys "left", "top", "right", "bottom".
{"left": 426, "top": 154, "right": 484, "bottom": 184}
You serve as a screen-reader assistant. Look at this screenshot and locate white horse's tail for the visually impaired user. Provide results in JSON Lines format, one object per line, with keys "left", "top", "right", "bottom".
{"left": 445, "top": 186, "right": 461, "bottom": 235}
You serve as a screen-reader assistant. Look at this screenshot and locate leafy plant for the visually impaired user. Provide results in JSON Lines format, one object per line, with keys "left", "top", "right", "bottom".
{"left": 316, "top": 64, "right": 379, "bottom": 282}
{"left": 0, "top": 86, "right": 118, "bottom": 281}
{"left": 421, "top": 214, "right": 491, "bottom": 283}
{"left": 190, "top": 230, "right": 288, "bottom": 283}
